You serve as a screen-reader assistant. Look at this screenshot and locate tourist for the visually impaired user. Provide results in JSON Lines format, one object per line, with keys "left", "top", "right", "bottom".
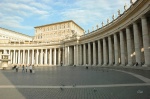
{"left": 22, "top": 65, "right": 25, "bottom": 72}
{"left": 16, "top": 65, "right": 19, "bottom": 72}
{"left": 29, "top": 64, "right": 32, "bottom": 73}
{"left": 32, "top": 65, "right": 35, "bottom": 73}
{"left": 61, "top": 61, "right": 63, "bottom": 66}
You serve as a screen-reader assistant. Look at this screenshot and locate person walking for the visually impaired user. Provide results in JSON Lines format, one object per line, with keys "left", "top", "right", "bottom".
{"left": 16, "top": 65, "right": 19, "bottom": 72}
{"left": 29, "top": 64, "right": 32, "bottom": 73}
{"left": 22, "top": 65, "right": 25, "bottom": 72}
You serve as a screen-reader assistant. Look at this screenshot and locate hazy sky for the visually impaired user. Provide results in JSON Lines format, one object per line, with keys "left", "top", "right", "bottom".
{"left": 0, "top": 0, "right": 131, "bottom": 36}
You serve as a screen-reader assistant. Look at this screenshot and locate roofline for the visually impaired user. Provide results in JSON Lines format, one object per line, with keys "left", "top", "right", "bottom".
{"left": 0, "top": 27, "right": 32, "bottom": 38}
{"left": 34, "top": 20, "right": 84, "bottom": 31}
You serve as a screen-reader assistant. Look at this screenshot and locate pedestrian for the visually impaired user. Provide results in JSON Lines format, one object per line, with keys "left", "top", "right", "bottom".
{"left": 22, "top": 65, "right": 25, "bottom": 72}
{"left": 29, "top": 64, "right": 32, "bottom": 73}
{"left": 25, "top": 65, "right": 28, "bottom": 72}
{"left": 16, "top": 65, "right": 19, "bottom": 72}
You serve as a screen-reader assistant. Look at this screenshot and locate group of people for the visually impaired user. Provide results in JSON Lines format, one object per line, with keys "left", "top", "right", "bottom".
{"left": 12, "top": 64, "right": 34, "bottom": 73}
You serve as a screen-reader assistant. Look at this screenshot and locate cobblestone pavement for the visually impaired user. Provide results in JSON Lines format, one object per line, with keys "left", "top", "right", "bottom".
{"left": 0, "top": 66, "right": 150, "bottom": 99}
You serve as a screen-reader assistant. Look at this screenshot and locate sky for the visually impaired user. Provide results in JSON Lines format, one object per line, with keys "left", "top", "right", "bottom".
{"left": 0, "top": 0, "right": 131, "bottom": 36}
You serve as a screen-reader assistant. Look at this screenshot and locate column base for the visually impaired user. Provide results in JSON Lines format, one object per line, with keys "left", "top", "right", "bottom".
{"left": 119, "top": 64, "right": 126, "bottom": 66}
{"left": 108, "top": 64, "right": 113, "bottom": 66}
{"left": 142, "top": 64, "right": 150, "bottom": 67}
{"left": 102, "top": 64, "right": 107, "bottom": 66}
{"left": 113, "top": 64, "right": 119, "bottom": 66}
{"left": 126, "top": 64, "right": 133, "bottom": 66}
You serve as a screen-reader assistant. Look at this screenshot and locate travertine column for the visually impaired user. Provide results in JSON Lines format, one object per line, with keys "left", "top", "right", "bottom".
{"left": 58, "top": 48, "right": 61, "bottom": 65}
{"left": 83, "top": 44, "right": 86, "bottom": 65}
{"left": 88, "top": 43, "right": 91, "bottom": 65}
{"left": 40, "top": 49, "right": 43, "bottom": 65}
{"left": 36, "top": 49, "right": 39, "bottom": 65}
{"left": 13, "top": 50, "right": 16, "bottom": 64}
{"left": 74, "top": 45, "right": 76, "bottom": 65}
{"left": 93, "top": 41, "right": 96, "bottom": 65}
{"left": 44, "top": 49, "right": 47, "bottom": 65}
{"left": 114, "top": 34, "right": 119, "bottom": 65}
{"left": 63, "top": 47, "right": 65, "bottom": 65}
{"left": 141, "top": 16, "right": 150, "bottom": 66}
{"left": 103, "top": 38, "right": 107, "bottom": 66}
{"left": 108, "top": 36, "right": 113, "bottom": 65}
{"left": 133, "top": 22, "right": 141, "bottom": 65}
{"left": 20, "top": 50, "right": 23, "bottom": 64}
{"left": 49, "top": 48, "right": 52, "bottom": 65}
{"left": 79, "top": 45, "right": 82, "bottom": 65}
{"left": 126, "top": 27, "right": 133, "bottom": 66}
{"left": 8, "top": 50, "right": 10, "bottom": 64}
{"left": 98, "top": 40, "right": 102, "bottom": 65}
{"left": 15, "top": 51, "right": 17, "bottom": 64}
{"left": 27, "top": 49, "right": 30, "bottom": 64}
{"left": 32, "top": 49, "right": 34, "bottom": 64}
{"left": 76, "top": 45, "right": 79, "bottom": 65}
{"left": 18, "top": 50, "right": 20, "bottom": 64}
{"left": 22, "top": 49, "right": 25, "bottom": 64}
{"left": 120, "top": 31, "right": 125, "bottom": 66}
{"left": 11, "top": 51, "right": 13, "bottom": 64}
{"left": 65, "top": 47, "right": 68, "bottom": 66}
{"left": 54, "top": 48, "right": 56, "bottom": 65}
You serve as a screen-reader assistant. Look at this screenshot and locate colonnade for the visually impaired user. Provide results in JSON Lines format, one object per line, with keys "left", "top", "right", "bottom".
{"left": 4, "top": 48, "right": 62, "bottom": 66}
{"left": 64, "top": 15, "right": 150, "bottom": 67}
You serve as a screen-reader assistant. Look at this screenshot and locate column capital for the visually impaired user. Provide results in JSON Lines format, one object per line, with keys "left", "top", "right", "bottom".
{"left": 141, "top": 15, "right": 146, "bottom": 19}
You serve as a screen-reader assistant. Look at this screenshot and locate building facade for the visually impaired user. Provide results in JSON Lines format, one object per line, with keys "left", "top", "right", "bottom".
{"left": 0, "top": 0, "right": 150, "bottom": 67}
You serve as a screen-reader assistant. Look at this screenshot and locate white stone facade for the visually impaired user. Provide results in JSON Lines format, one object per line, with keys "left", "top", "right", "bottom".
{"left": 0, "top": 0, "right": 150, "bottom": 67}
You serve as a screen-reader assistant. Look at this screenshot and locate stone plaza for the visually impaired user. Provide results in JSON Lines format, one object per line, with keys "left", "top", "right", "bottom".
{"left": 0, "top": 66, "right": 150, "bottom": 99}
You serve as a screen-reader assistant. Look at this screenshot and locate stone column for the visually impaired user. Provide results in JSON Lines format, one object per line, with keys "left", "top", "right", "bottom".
{"left": 93, "top": 41, "right": 96, "bottom": 65}
{"left": 126, "top": 27, "right": 133, "bottom": 66}
{"left": 141, "top": 16, "right": 150, "bottom": 67}
{"left": 133, "top": 22, "right": 141, "bottom": 65}
{"left": 67, "top": 46, "right": 70, "bottom": 65}
{"left": 65, "top": 47, "right": 68, "bottom": 66}
{"left": 76, "top": 45, "right": 79, "bottom": 65}
{"left": 114, "top": 34, "right": 119, "bottom": 66}
{"left": 32, "top": 49, "right": 34, "bottom": 65}
{"left": 40, "top": 49, "right": 43, "bottom": 65}
{"left": 15, "top": 51, "right": 18, "bottom": 64}
{"left": 88, "top": 43, "right": 91, "bottom": 66}
{"left": 20, "top": 51, "right": 22, "bottom": 64}
{"left": 103, "top": 38, "right": 107, "bottom": 66}
{"left": 45, "top": 49, "right": 47, "bottom": 65}
{"left": 22, "top": 49, "right": 25, "bottom": 64}
{"left": 74, "top": 45, "right": 76, "bottom": 65}
{"left": 13, "top": 50, "right": 16, "bottom": 64}
{"left": 36, "top": 49, "right": 39, "bottom": 65}
{"left": 98, "top": 40, "right": 102, "bottom": 65}
{"left": 49, "top": 48, "right": 52, "bottom": 65}
{"left": 18, "top": 49, "right": 20, "bottom": 64}
{"left": 54, "top": 48, "right": 56, "bottom": 65}
{"left": 11, "top": 51, "right": 13, "bottom": 64}
{"left": 83, "top": 44, "right": 86, "bottom": 65}
{"left": 8, "top": 50, "right": 11, "bottom": 64}
{"left": 58, "top": 48, "right": 61, "bottom": 66}
{"left": 27, "top": 49, "right": 30, "bottom": 64}
{"left": 108, "top": 36, "right": 113, "bottom": 65}
{"left": 120, "top": 31, "right": 125, "bottom": 66}
{"left": 79, "top": 45, "right": 82, "bottom": 65}
{"left": 62, "top": 47, "right": 65, "bottom": 66}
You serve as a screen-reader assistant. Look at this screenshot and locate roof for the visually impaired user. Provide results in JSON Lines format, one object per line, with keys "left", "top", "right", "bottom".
{"left": 34, "top": 20, "right": 84, "bottom": 31}
{"left": 0, "top": 27, "right": 32, "bottom": 38}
